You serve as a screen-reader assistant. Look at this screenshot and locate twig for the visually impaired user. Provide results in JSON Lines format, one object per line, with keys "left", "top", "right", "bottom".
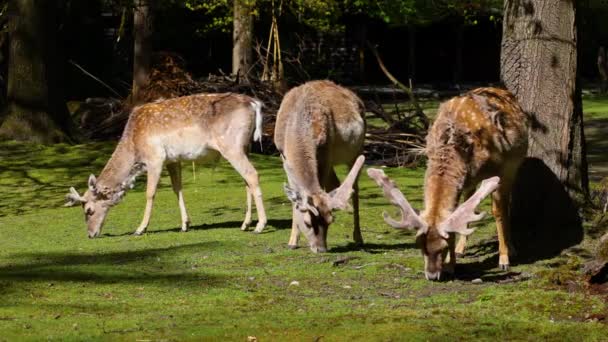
{"left": 69, "top": 60, "right": 122, "bottom": 97}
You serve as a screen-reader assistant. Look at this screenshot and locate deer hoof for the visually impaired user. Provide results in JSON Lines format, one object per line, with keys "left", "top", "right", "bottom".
{"left": 253, "top": 222, "right": 266, "bottom": 234}
{"left": 133, "top": 230, "right": 145, "bottom": 236}
{"left": 499, "top": 254, "right": 510, "bottom": 271}
{"left": 287, "top": 244, "right": 298, "bottom": 250}
{"left": 240, "top": 222, "right": 251, "bottom": 231}
{"left": 455, "top": 252, "right": 464, "bottom": 259}
{"left": 181, "top": 222, "right": 190, "bottom": 232}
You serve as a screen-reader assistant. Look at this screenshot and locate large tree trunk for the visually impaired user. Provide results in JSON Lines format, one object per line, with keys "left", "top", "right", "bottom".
{"left": 501, "top": 0, "right": 587, "bottom": 260}
{"left": 0, "top": 0, "right": 71, "bottom": 143}
{"left": 232, "top": 0, "right": 253, "bottom": 81}
{"left": 132, "top": 0, "right": 153, "bottom": 102}
{"left": 407, "top": 25, "right": 416, "bottom": 83}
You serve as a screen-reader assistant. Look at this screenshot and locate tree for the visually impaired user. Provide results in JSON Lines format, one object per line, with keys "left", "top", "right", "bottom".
{"left": 501, "top": 0, "right": 587, "bottom": 258}
{"left": 0, "top": 0, "right": 72, "bottom": 143}
{"left": 132, "top": 0, "right": 153, "bottom": 102}
{"left": 232, "top": 0, "right": 253, "bottom": 80}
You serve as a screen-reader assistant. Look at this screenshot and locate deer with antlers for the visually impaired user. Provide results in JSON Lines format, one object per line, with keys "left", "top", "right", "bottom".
{"left": 274, "top": 80, "right": 366, "bottom": 253}
{"left": 65, "top": 93, "right": 267, "bottom": 238}
{"left": 368, "top": 87, "right": 528, "bottom": 280}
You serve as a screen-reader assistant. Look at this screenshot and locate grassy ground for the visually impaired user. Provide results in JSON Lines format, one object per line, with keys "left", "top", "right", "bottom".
{"left": 0, "top": 96, "right": 607, "bottom": 340}
{"left": 582, "top": 93, "right": 608, "bottom": 181}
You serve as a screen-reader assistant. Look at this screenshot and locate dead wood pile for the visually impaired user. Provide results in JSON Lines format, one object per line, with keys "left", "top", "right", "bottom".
{"left": 76, "top": 52, "right": 428, "bottom": 165}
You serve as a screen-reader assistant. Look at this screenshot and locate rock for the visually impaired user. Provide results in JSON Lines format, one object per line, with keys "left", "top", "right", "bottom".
{"left": 289, "top": 280, "right": 300, "bottom": 287}
{"left": 471, "top": 278, "right": 483, "bottom": 284}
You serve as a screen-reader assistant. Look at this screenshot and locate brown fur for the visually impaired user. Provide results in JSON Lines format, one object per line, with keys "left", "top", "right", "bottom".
{"left": 423, "top": 87, "right": 528, "bottom": 276}
{"left": 274, "top": 80, "right": 366, "bottom": 252}
{"left": 368, "top": 87, "right": 528, "bottom": 280}
{"left": 66, "top": 93, "right": 267, "bottom": 237}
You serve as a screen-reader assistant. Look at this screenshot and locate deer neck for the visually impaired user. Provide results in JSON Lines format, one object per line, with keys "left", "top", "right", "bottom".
{"left": 422, "top": 147, "right": 467, "bottom": 227}
{"left": 283, "top": 116, "right": 324, "bottom": 195}
{"left": 96, "top": 139, "right": 143, "bottom": 204}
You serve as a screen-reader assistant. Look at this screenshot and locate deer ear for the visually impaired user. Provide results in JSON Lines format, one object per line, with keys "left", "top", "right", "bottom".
{"left": 88, "top": 174, "right": 97, "bottom": 191}
{"left": 284, "top": 184, "right": 320, "bottom": 216}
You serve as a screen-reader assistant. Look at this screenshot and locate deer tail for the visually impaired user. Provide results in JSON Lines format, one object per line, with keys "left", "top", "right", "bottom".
{"left": 251, "top": 99, "right": 263, "bottom": 145}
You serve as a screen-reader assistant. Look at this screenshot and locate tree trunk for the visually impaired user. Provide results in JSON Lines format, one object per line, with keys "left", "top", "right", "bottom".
{"left": 355, "top": 21, "right": 366, "bottom": 82}
{"left": 407, "top": 25, "right": 416, "bottom": 83}
{"left": 453, "top": 22, "right": 464, "bottom": 87}
{"left": 0, "top": 0, "right": 71, "bottom": 143}
{"left": 501, "top": 0, "right": 587, "bottom": 259}
{"left": 132, "top": 0, "right": 153, "bottom": 102}
{"left": 232, "top": 0, "right": 253, "bottom": 81}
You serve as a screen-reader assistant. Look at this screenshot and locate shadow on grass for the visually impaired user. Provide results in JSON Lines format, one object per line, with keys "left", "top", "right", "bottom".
{"left": 510, "top": 158, "right": 583, "bottom": 265}
{"left": 0, "top": 242, "right": 231, "bottom": 289}
{"left": 330, "top": 241, "right": 417, "bottom": 254}
{"left": 103, "top": 219, "right": 293, "bottom": 237}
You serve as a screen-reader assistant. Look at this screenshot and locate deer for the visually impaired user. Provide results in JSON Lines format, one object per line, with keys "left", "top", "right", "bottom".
{"left": 65, "top": 93, "right": 267, "bottom": 238}
{"left": 367, "top": 87, "right": 528, "bottom": 281}
{"left": 274, "top": 80, "right": 366, "bottom": 253}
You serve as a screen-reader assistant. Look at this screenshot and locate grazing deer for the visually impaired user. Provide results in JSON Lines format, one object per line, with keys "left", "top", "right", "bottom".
{"left": 274, "top": 80, "right": 366, "bottom": 253}
{"left": 368, "top": 87, "right": 528, "bottom": 280}
{"left": 65, "top": 93, "right": 267, "bottom": 238}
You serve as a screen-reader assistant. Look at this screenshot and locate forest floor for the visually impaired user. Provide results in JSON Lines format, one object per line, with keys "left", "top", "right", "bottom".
{"left": 0, "top": 95, "right": 607, "bottom": 340}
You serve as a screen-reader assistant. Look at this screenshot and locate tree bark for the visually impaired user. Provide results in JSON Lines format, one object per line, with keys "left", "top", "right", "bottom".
{"left": 232, "top": 0, "right": 253, "bottom": 81}
{"left": 501, "top": 0, "right": 587, "bottom": 259}
{"left": 0, "top": 0, "right": 72, "bottom": 143}
{"left": 407, "top": 25, "right": 416, "bottom": 83}
{"left": 132, "top": 0, "right": 153, "bottom": 102}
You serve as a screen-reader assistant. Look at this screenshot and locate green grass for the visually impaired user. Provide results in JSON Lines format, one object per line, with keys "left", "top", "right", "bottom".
{"left": 0, "top": 138, "right": 607, "bottom": 340}
{"left": 583, "top": 94, "right": 608, "bottom": 181}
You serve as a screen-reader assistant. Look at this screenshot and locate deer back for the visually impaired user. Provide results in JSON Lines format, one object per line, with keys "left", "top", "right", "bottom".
{"left": 274, "top": 80, "right": 365, "bottom": 190}
{"left": 426, "top": 88, "right": 528, "bottom": 183}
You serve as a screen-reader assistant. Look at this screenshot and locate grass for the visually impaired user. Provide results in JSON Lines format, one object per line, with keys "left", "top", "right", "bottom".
{"left": 0, "top": 95, "right": 607, "bottom": 340}
{"left": 582, "top": 93, "right": 608, "bottom": 181}
{"left": 1, "top": 136, "right": 607, "bottom": 340}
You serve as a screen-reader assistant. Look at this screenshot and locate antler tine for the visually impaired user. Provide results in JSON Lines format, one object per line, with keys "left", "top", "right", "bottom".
{"left": 367, "top": 168, "right": 427, "bottom": 231}
{"left": 439, "top": 176, "right": 500, "bottom": 238}
{"left": 64, "top": 187, "right": 86, "bottom": 207}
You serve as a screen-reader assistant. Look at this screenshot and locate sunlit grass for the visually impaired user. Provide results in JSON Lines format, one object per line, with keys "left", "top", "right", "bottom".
{"left": 0, "top": 137, "right": 606, "bottom": 340}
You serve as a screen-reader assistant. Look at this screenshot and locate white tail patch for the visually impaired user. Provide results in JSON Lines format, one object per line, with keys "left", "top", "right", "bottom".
{"left": 251, "top": 100, "right": 263, "bottom": 143}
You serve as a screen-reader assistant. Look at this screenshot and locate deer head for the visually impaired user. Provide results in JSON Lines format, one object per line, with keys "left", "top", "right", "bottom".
{"left": 284, "top": 155, "right": 365, "bottom": 253}
{"left": 367, "top": 168, "right": 500, "bottom": 280}
{"left": 65, "top": 174, "right": 113, "bottom": 238}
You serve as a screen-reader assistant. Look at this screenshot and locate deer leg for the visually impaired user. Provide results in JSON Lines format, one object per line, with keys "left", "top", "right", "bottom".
{"left": 167, "top": 162, "right": 190, "bottom": 232}
{"left": 455, "top": 187, "right": 476, "bottom": 257}
{"left": 493, "top": 183, "right": 512, "bottom": 270}
{"left": 443, "top": 233, "right": 456, "bottom": 277}
{"left": 222, "top": 151, "right": 267, "bottom": 233}
{"left": 323, "top": 168, "right": 363, "bottom": 245}
{"left": 134, "top": 164, "right": 163, "bottom": 235}
{"left": 288, "top": 204, "right": 300, "bottom": 249}
{"left": 352, "top": 180, "right": 363, "bottom": 246}
{"left": 240, "top": 184, "right": 253, "bottom": 231}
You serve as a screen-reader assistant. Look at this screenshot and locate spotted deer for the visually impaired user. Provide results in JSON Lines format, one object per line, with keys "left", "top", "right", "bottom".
{"left": 65, "top": 93, "right": 267, "bottom": 238}
{"left": 274, "top": 80, "right": 366, "bottom": 253}
{"left": 368, "top": 87, "right": 528, "bottom": 280}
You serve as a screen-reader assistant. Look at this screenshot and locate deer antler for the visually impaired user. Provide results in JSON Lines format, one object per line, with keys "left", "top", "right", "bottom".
{"left": 328, "top": 155, "right": 365, "bottom": 210}
{"left": 438, "top": 176, "right": 500, "bottom": 238}
{"left": 65, "top": 187, "right": 87, "bottom": 207}
{"left": 367, "top": 168, "right": 427, "bottom": 234}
